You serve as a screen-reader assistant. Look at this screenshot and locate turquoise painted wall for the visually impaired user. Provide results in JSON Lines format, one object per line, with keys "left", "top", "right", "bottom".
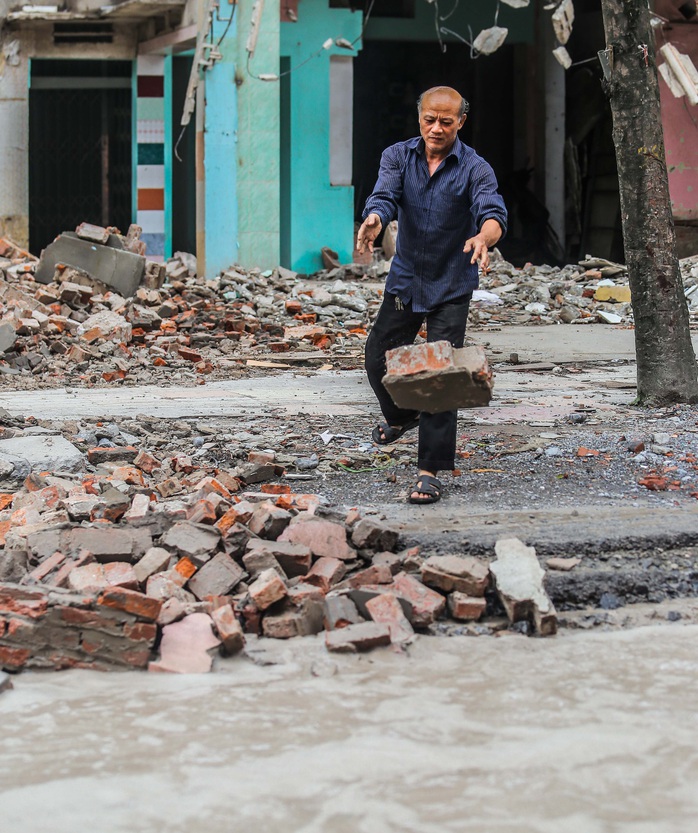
{"left": 281, "top": 0, "right": 363, "bottom": 274}
{"left": 364, "top": 0, "right": 534, "bottom": 45}
{"left": 235, "top": 0, "right": 281, "bottom": 269}
{"left": 204, "top": 12, "right": 241, "bottom": 276}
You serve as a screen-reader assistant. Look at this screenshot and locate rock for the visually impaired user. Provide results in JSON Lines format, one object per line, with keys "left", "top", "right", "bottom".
{"left": 279, "top": 516, "right": 356, "bottom": 561}
{"left": 210, "top": 604, "right": 245, "bottom": 655}
{"left": 490, "top": 537, "right": 557, "bottom": 636}
{"left": 186, "top": 553, "right": 244, "bottom": 600}
{"left": 247, "top": 502, "right": 292, "bottom": 539}
{"left": 324, "top": 593, "right": 363, "bottom": 630}
{"left": 304, "top": 557, "right": 347, "bottom": 594}
{"left": 350, "top": 517, "right": 399, "bottom": 551}
{"left": 244, "top": 539, "right": 312, "bottom": 578}
{"left": 0, "top": 435, "right": 84, "bottom": 473}
{"left": 0, "top": 671, "right": 13, "bottom": 693}
{"left": 262, "top": 600, "right": 324, "bottom": 639}
{"left": 545, "top": 557, "right": 581, "bottom": 572}
{"left": 248, "top": 568, "right": 287, "bottom": 611}
{"left": 382, "top": 341, "right": 493, "bottom": 413}
{"left": 149, "top": 613, "right": 220, "bottom": 673}
{"left": 161, "top": 521, "right": 220, "bottom": 562}
{"left": 325, "top": 621, "right": 391, "bottom": 653}
{"left": 365, "top": 593, "right": 415, "bottom": 645}
{"left": 391, "top": 572, "right": 446, "bottom": 626}
{"left": 448, "top": 592, "right": 486, "bottom": 621}
{"left": 421, "top": 555, "right": 490, "bottom": 596}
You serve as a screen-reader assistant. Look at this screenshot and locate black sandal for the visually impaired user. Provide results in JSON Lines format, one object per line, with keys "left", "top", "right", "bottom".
{"left": 371, "top": 418, "right": 419, "bottom": 445}
{"left": 408, "top": 474, "right": 442, "bottom": 505}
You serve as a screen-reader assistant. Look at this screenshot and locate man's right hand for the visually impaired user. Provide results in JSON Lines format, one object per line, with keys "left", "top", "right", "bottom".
{"left": 357, "top": 213, "right": 383, "bottom": 254}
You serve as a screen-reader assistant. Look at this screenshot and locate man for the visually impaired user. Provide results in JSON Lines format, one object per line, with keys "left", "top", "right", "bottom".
{"left": 357, "top": 86, "right": 507, "bottom": 505}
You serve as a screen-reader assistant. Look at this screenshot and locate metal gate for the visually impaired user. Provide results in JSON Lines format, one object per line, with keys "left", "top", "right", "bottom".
{"left": 29, "top": 60, "right": 132, "bottom": 255}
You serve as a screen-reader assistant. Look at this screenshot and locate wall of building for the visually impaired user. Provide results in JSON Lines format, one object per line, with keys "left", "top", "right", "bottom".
{"left": 657, "top": 23, "right": 698, "bottom": 222}
{"left": 280, "top": 0, "right": 363, "bottom": 273}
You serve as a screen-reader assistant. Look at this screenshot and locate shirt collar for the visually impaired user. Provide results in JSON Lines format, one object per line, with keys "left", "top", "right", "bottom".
{"left": 413, "top": 135, "right": 465, "bottom": 163}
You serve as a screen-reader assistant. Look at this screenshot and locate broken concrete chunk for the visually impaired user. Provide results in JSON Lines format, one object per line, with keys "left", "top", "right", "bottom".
{"left": 263, "top": 599, "right": 324, "bottom": 639}
{"left": 325, "top": 621, "right": 391, "bottom": 653}
{"left": 279, "top": 516, "right": 356, "bottom": 561}
{"left": 0, "top": 435, "right": 84, "bottom": 474}
{"left": 186, "top": 552, "right": 244, "bottom": 600}
{"left": 324, "top": 592, "right": 363, "bottom": 630}
{"left": 448, "top": 592, "right": 486, "bottom": 622}
{"left": 161, "top": 521, "right": 220, "bottom": 562}
{"left": 490, "top": 537, "right": 557, "bottom": 636}
{"left": 365, "top": 593, "right": 415, "bottom": 645}
{"left": 210, "top": 604, "right": 245, "bottom": 655}
{"left": 383, "top": 341, "right": 493, "bottom": 414}
{"left": 133, "top": 547, "right": 172, "bottom": 582}
{"left": 245, "top": 539, "right": 312, "bottom": 578}
{"left": 350, "top": 517, "right": 399, "bottom": 552}
{"left": 35, "top": 233, "right": 145, "bottom": 297}
{"left": 247, "top": 501, "right": 291, "bottom": 539}
{"left": 149, "top": 613, "right": 220, "bottom": 673}
{"left": 248, "top": 567, "right": 287, "bottom": 611}
{"left": 304, "top": 557, "right": 347, "bottom": 594}
{"left": 78, "top": 309, "right": 132, "bottom": 344}
{"left": 421, "top": 555, "right": 490, "bottom": 597}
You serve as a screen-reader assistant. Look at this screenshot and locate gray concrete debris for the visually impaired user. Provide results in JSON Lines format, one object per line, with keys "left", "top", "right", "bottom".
{"left": 0, "top": 435, "right": 84, "bottom": 474}
{"left": 490, "top": 537, "right": 558, "bottom": 636}
{"left": 35, "top": 233, "right": 146, "bottom": 297}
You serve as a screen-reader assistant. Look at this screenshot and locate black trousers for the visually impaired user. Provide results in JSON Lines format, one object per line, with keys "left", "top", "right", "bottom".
{"left": 365, "top": 292, "right": 472, "bottom": 474}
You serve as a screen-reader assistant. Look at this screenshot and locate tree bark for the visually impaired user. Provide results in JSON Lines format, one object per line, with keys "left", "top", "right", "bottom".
{"left": 599, "top": 0, "right": 698, "bottom": 405}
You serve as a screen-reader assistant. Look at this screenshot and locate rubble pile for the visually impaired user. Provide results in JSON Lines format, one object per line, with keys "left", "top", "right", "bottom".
{"left": 2, "top": 228, "right": 698, "bottom": 387}
{"left": 474, "top": 252, "right": 698, "bottom": 327}
{"left": 0, "top": 414, "right": 557, "bottom": 672}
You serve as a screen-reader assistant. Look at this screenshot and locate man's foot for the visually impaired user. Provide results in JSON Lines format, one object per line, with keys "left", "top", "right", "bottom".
{"left": 371, "top": 418, "right": 419, "bottom": 445}
{"left": 408, "top": 471, "right": 442, "bottom": 504}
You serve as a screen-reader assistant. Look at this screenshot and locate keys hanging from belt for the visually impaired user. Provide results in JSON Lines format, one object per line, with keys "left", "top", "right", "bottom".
{"left": 394, "top": 296, "right": 405, "bottom": 311}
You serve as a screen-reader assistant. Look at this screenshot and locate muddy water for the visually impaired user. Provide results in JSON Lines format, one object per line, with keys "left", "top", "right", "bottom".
{"left": 2, "top": 626, "right": 698, "bottom": 833}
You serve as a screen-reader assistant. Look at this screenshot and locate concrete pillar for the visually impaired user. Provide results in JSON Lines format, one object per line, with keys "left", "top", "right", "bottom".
{"left": 543, "top": 20, "right": 565, "bottom": 248}
{"left": 0, "top": 33, "right": 29, "bottom": 246}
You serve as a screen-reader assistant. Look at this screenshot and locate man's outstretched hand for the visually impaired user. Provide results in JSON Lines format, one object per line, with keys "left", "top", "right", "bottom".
{"left": 357, "top": 213, "right": 383, "bottom": 254}
{"left": 463, "top": 218, "right": 503, "bottom": 274}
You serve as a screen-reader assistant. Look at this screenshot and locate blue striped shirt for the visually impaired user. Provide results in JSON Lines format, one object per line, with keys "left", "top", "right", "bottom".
{"left": 363, "top": 136, "right": 508, "bottom": 313}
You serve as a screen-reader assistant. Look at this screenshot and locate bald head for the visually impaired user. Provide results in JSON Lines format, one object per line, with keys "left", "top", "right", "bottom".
{"left": 417, "top": 86, "right": 470, "bottom": 119}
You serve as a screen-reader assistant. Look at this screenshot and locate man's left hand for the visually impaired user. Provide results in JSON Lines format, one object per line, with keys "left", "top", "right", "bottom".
{"left": 463, "top": 219, "right": 503, "bottom": 274}
{"left": 463, "top": 234, "right": 492, "bottom": 273}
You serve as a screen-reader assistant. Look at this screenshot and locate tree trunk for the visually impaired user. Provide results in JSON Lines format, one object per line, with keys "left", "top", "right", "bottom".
{"left": 599, "top": 0, "right": 698, "bottom": 405}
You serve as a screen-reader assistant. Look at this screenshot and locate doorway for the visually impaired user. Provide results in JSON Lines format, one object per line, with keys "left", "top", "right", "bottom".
{"left": 29, "top": 59, "right": 132, "bottom": 254}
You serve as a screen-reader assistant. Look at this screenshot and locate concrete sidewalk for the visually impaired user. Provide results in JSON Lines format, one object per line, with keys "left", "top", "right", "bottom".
{"left": 0, "top": 325, "right": 641, "bottom": 423}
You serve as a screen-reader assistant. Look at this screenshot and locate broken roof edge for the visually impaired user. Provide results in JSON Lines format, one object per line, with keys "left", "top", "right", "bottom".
{"left": 7, "top": 0, "right": 185, "bottom": 22}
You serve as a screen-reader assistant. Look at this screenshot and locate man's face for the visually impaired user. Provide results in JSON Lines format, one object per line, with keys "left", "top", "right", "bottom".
{"left": 419, "top": 92, "right": 466, "bottom": 156}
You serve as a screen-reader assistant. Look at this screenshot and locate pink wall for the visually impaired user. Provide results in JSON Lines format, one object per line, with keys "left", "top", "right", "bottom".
{"left": 656, "top": 23, "right": 698, "bottom": 221}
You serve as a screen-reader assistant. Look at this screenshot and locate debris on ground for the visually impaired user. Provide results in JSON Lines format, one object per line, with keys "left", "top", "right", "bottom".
{"left": 2, "top": 231, "right": 698, "bottom": 388}
{"left": 0, "top": 433, "right": 560, "bottom": 673}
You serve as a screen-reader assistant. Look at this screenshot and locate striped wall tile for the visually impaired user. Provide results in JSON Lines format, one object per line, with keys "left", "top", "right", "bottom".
{"left": 135, "top": 53, "right": 167, "bottom": 262}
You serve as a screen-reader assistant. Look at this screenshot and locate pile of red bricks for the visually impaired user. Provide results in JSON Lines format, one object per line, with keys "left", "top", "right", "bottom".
{"left": 0, "top": 233, "right": 376, "bottom": 385}
{"left": 0, "top": 443, "right": 557, "bottom": 672}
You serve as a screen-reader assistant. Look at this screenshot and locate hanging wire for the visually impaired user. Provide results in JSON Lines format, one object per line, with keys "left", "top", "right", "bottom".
{"left": 175, "top": 0, "right": 236, "bottom": 162}
{"left": 438, "top": 0, "right": 459, "bottom": 23}
{"left": 433, "top": 0, "right": 446, "bottom": 53}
